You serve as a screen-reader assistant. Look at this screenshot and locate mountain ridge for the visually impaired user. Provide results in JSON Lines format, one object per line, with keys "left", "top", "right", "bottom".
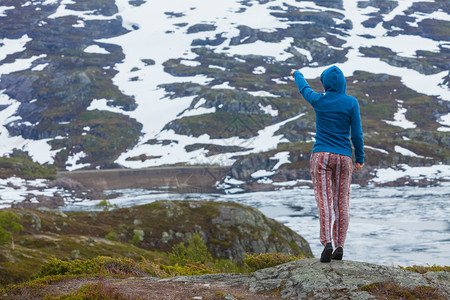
{"left": 0, "top": 0, "right": 449, "bottom": 189}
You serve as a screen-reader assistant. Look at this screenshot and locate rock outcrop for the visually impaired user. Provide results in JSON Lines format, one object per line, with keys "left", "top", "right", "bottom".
{"left": 134, "top": 259, "right": 450, "bottom": 299}
{"left": 128, "top": 200, "right": 312, "bottom": 262}
{"left": 11, "top": 259, "right": 449, "bottom": 299}
{"left": 17, "top": 200, "right": 312, "bottom": 262}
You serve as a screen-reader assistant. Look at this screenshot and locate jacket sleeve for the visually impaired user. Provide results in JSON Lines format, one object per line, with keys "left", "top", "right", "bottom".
{"left": 350, "top": 100, "right": 364, "bottom": 164}
{"left": 293, "top": 70, "right": 322, "bottom": 106}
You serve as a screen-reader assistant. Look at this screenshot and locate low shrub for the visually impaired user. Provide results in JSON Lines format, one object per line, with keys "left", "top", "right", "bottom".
{"left": 360, "top": 282, "right": 445, "bottom": 299}
{"left": 243, "top": 252, "right": 304, "bottom": 272}
{"left": 399, "top": 264, "right": 450, "bottom": 274}
{"left": 35, "top": 256, "right": 148, "bottom": 278}
{"left": 96, "top": 199, "right": 118, "bottom": 212}
{"left": 34, "top": 256, "right": 219, "bottom": 280}
{"left": 169, "top": 232, "right": 212, "bottom": 265}
{"left": 130, "top": 231, "right": 142, "bottom": 245}
{"left": 104, "top": 231, "right": 118, "bottom": 241}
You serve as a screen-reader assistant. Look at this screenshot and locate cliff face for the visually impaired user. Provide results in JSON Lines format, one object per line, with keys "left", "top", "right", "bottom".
{"left": 208, "top": 202, "right": 311, "bottom": 261}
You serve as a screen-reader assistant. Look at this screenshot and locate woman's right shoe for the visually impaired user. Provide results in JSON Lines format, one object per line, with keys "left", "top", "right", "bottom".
{"left": 320, "top": 243, "right": 333, "bottom": 262}
{"left": 331, "top": 247, "right": 343, "bottom": 260}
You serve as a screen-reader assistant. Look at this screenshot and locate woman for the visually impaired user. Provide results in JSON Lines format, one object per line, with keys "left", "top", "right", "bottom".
{"left": 291, "top": 66, "right": 364, "bottom": 262}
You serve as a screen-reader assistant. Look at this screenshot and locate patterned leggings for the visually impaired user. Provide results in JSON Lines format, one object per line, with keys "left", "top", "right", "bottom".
{"left": 310, "top": 152, "right": 353, "bottom": 248}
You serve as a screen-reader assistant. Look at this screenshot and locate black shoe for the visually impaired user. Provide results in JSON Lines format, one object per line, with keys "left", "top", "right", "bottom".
{"left": 320, "top": 243, "right": 333, "bottom": 262}
{"left": 332, "top": 247, "right": 343, "bottom": 260}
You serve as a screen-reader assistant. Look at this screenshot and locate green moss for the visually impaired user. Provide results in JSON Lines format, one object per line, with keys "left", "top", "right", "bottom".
{"left": 0, "top": 150, "right": 56, "bottom": 180}
{"left": 0, "top": 274, "right": 90, "bottom": 299}
{"left": 243, "top": 252, "right": 304, "bottom": 272}
{"left": 418, "top": 19, "right": 450, "bottom": 41}
{"left": 165, "top": 110, "right": 272, "bottom": 139}
{"left": 360, "top": 281, "right": 445, "bottom": 299}
{"left": 48, "top": 282, "right": 127, "bottom": 300}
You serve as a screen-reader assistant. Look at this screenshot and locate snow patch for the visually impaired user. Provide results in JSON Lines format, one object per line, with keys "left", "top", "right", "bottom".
{"left": 382, "top": 101, "right": 416, "bottom": 129}
{"left": 251, "top": 169, "right": 275, "bottom": 179}
{"left": 66, "top": 151, "right": 90, "bottom": 171}
{"left": 272, "top": 78, "right": 287, "bottom": 84}
{"left": 0, "top": 54, "right": 46, "bottom": 75}
{"left": 180, "top": 59, "right": 201, "bottom": 67}
{"left": 0, "top": 35, "right": 32, "bottom": 62}
{"left": 436, "top": 113, "right": 450, "bottom": 132}
{"left": 437, "top": 127, "right": 450, "bottom": 132}
{"left": 0, "top": 6, "right": 14, "bottom": 17}
{"left": 248, "top": 91, "right": 280, "bottom": 98}
{"left": 48, "top": 0, "right": 116, "bottom": 21}
{"left": 32, "top": 63, "right": 49, "bottom": 71}
{"left": 209, "top": 65, "right": 226, "bottom": 71}
{"left": 394, "top": 145, "right": 423, "bottom": 158}
{"left": 252, "top": 66, "right": 266, "bottom": 74}
{"left": 42, "top": 0, "right": 59, "bottom": 5}
{"left": 293, "top": 46, "right": 313, "bottom": 61}
{"left": 257, "top": 177, "right": 273, "bottom": 184}
{"left": 258, "top": 103, "right": 278, "bottom": 117}
{"left": 364, "top": 145, "right": 388, "bottom": 154}
{"left": 73, "top": 20, "right": 85, "bottom": 28}
{"left": 211, "top": 81, "right": 234, "bottom": 89}
{"left": 225, "top": 38, "right": 294, "bottom": 61}
{"left": 0, "top": 176, "right": 89, "bottom": 209}
{"left": 271, "top": 151, "right": 290, "bottom": 170}
{"left": 373, "top": 164, "right": 450, "bottom": 184}
{"left": 223, "top": 176, "right": 245, "bottom": 185}
{"left": 0, "top": 91, "right": 56, "bottom": 164}
{"left": 84, "top": 45, "right": 110, "bottom": 54}
{"left": 87, "top": 98, "right": 125, "bottom": 114}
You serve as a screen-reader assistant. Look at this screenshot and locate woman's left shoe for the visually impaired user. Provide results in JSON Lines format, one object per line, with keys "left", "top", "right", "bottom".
{"left": 320, "top": 243, "right": 333, "bottom": 262}
{"left": 331, "top": 247, "right": 343, "bottom": 260}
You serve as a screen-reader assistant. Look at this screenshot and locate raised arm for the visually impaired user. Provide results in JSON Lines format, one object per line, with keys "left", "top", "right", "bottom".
{"left": 350, "top": 100, "right": 364, "bottom": 165}
{"left": 291, "top": 69, "right": 322, "bottom": 106}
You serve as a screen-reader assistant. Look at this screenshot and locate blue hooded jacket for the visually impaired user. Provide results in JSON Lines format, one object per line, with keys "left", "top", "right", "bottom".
{"left": 293, "top": 66, "right": 364, "bottom": 164}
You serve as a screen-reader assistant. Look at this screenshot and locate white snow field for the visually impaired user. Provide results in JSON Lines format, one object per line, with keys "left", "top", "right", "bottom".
{"left": 0, "top": 0, "right": 448, "bottom": 170}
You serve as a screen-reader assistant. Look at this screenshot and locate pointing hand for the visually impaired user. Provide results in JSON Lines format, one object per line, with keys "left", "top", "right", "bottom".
{"left": 290, "top": 69, "right": 297, "bottom": 78}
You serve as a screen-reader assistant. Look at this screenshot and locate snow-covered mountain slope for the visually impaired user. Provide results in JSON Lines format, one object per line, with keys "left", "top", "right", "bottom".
{"left": 0, "top": 0, "right": 449, "bottom": 176}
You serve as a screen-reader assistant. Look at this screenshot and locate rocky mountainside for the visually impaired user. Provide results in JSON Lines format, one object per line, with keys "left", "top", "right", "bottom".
{"left": 0, "top": 0, "right": 449, "bottom": 187}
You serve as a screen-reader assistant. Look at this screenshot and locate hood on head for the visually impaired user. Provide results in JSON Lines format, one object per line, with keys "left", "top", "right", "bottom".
{"left": 320, "top": 66, "right": 346, "bottom": 93}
